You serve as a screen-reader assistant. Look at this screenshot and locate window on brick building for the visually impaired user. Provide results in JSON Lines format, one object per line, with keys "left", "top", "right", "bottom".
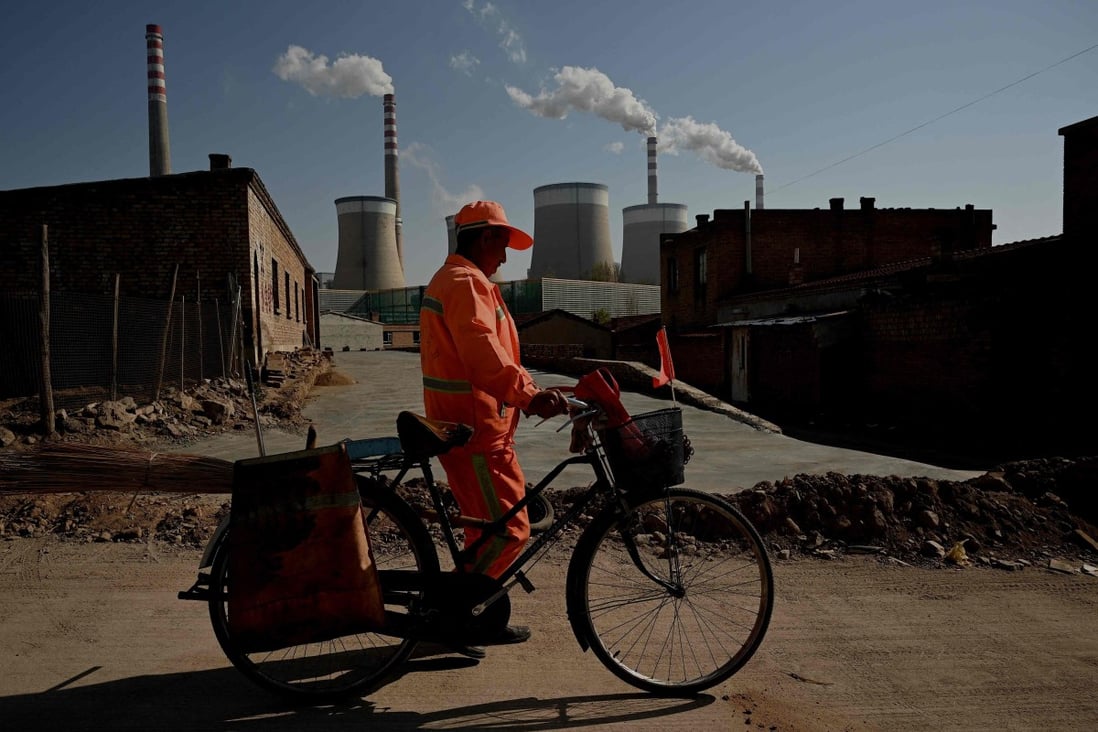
{"left": 285, "top": 271, "right": 291, "bottom": 319}
{"left": 694, "top": 248, "right": 707, "bottom": 302}
{"left": 383, "top": 331, "right": 393, "bottom": 346}
{"left": 412, "top": 330, "right": 420, "bottom": 345}
{"left": 667, "top": 257, "right": 678, "bottom": 293}
{"left": 294, "top": 282, "right": 300, "bottom": 322}
{"left": 271, "top": 259, "right": 280, "bottom": 314}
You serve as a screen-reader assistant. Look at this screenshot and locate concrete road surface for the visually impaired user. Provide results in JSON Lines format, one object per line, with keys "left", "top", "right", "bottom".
{"left": 180, "top": 350, "right": 982, "bottom": 489}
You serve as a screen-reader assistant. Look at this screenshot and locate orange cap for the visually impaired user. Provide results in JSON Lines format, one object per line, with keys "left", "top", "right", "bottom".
{"left": 453, "top": 200, "right": 533, "bottom": 251}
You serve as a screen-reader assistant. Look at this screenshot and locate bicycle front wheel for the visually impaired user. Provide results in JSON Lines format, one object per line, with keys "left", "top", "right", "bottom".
{"left": 567, "top": 487, "right": 773, "bottom": 695}
{"left": 208, "top": 479, "right": 439, "bottom": 702}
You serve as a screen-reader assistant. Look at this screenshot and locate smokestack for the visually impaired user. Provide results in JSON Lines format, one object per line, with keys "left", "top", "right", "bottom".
{"left": 145, "top": 24, "right": 171, "bottom": 176}
{"left": 755, "top": 174, "right": 764, "bottom": 210}
{"left": 647, "top": 136, "right": 658, "bottom": 205}
{"left": 383, "top": 93, "right": 403, "bottom": 273}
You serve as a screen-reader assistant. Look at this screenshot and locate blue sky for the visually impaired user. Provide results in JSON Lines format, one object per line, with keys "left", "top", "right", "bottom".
{"left": 2, "top": 1, "right": 1095, "bottom": 286}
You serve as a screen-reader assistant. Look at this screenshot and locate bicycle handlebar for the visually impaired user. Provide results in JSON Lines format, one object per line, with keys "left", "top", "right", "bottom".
{"left": 564, "top": 396, "right": 589, "bottom": 410}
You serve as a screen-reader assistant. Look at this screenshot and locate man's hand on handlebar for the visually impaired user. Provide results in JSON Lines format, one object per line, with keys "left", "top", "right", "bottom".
{"left": 525, "top": 388, "right": 569, "bottom": 419}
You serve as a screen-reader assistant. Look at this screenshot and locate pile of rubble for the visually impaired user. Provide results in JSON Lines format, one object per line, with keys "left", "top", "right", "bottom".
{"left": 0, "top": 348, "right": 330, "bottom": 450}
{"left": 726, "top": 456, "right": 1098, "bottom": 570}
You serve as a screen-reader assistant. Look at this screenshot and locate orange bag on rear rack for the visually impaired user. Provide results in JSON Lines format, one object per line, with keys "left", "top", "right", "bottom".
{"left": 227, "top": 443, "right": 384, "bottom": 652}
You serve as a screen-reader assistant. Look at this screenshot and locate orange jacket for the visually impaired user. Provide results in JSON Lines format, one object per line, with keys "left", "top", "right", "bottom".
{"left": 419, "top": 254, "right": 540, "bottom": 449}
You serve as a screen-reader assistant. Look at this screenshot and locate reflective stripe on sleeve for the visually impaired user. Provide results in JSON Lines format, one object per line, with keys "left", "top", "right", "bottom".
{"left": 423, "top": 375, "right": 473, "bottom": 394}
{"left": 422, "top": 296, "right": 444, "bottom": 316}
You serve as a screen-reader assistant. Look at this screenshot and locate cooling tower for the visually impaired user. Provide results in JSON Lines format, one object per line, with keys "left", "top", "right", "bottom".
{"left": 620, "top": 136, "right": 688, "bottom": 284}
{"left": 383, "top": 94, "right": 403, "bottom": 273}
{"left": 621, "top": 203, "right": 689, "bottom": 284}
{"left": 529, "top": 183, "right": 614, "bottom": 280}
{"left": 145, "top": 24, "right": 171, "bottom": 177}
{"left": 331, "top": 196, "right": 406, "bottom": 291}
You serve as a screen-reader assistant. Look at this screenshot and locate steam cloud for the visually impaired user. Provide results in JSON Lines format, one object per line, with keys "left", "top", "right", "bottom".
{"left": 273, "top": 45, "right": 393, "bottom": 98}
{"left": 463, "top": 0, "right": 526, "bottom": 64}
{"left": 505, "top": 66, "right": 657, "bottom": 134}
{"left": 506, "top": 65, "right": 761, "bottom": 174}
{"left": 659, "top": 116, "right": 762, "bottom": 174}
{"left": 404, "top": 143, "right": 485, "bottom": 217}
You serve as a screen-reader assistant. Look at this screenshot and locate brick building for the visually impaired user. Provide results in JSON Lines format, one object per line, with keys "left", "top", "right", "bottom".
{"left": 656, "top": 114, "right": 1097, "bottom": 460}
{"left": 661, "top": 198, "right": 994, "bottom": 331}
{"left": 0, "top": 158, "right": 317, "bottom": 369}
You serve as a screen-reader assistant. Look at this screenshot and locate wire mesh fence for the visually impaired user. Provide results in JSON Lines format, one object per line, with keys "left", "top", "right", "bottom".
{"left": 1, "top": 290, "right": 246, "bottom": 413}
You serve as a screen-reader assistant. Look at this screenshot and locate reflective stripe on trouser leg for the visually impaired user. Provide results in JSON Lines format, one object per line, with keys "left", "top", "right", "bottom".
{"left": 469, "top": 454, "right": 508, "bottom": 574}
{"left": 438, "top": 445, "right": 530, "bottom": 578}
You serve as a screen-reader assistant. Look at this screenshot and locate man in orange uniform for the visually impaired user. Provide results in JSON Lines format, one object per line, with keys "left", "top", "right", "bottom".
{"left": 420, "top": 200, "right": 566, "bottom": 651}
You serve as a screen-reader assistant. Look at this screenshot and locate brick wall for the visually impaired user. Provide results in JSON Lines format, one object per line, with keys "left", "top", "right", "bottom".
{"left": 1060, "top": 116, "right": 1098, "bottom": 242}
{"left": 662, "top": 202, "right": 993, "bottom": 331}
{"left": 0, "top": 168, "right": 314, "bottom": 362}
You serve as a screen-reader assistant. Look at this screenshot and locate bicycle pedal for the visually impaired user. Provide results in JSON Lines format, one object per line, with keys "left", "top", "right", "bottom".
{"left": 514, "top": 571, "right": 536, "bottom": 594}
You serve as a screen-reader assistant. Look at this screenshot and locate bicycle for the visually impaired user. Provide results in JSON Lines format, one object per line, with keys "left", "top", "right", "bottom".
{"left": 179, "top": 395, "right": 774, "bottom": 702}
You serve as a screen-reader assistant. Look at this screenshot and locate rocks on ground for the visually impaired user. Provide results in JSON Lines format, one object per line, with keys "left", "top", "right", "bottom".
{"left": 0, "top": 348, "right": 330, "bottom": 450}
{"left": 1, "top": 351, "right": 1096, "bottom": 574}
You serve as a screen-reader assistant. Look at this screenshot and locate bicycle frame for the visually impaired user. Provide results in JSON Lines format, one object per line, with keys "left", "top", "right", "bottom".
{"left": 365, "top": 420, "right": 683, "bottom": 631}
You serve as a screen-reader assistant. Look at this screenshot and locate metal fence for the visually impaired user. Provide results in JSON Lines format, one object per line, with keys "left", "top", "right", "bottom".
{"left": 1, "top": 289, "right": 246, "bottom": 412}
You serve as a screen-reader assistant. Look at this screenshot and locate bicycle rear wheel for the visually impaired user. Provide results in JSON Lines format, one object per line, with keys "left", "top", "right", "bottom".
{"left": 567, "top": 487, "right": 773, "bottom": 695}
{"left": 207, "top": 478, "right": 439, "bottom": 702}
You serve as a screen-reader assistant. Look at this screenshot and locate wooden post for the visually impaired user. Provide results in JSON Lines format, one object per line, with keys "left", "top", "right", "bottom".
{"left": 153, "top": 264, "right": 179, "bottom": 401}
{"left": 180, "top": 295, "right": 186, "bottom": 392}
{"left": 196, "top": 270, "right": 203, "bottom": 382}
{"left": 111, "top": 273, "right": 120, "bottom": 401}
{"left": 214, "top": 297, "right": 226, "bottom": 379}
{"left": 38, "top": 225, "right": 56, "bottom": 437}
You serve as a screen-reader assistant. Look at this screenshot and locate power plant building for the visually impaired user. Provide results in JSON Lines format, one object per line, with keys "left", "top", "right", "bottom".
{"left": 331, "top": 196, "right": 405, "bottom": 291}
{"left": 528, "top": 183, "right": 615, "bottom": 280}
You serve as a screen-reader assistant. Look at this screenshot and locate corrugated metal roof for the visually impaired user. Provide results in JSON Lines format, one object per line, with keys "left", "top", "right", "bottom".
{"left": 319, "top": 289, "right": 367, "bottom": 312}
{"left": 713, "top": 310, "right": 852, "bottom": 328}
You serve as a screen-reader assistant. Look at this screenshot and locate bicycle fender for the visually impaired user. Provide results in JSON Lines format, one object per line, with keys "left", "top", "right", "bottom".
{"left": 564, "top": 548, "right": 592, "bottom": 652}
{"left": 199, "top": 513, "right": 231, "bottom": 568}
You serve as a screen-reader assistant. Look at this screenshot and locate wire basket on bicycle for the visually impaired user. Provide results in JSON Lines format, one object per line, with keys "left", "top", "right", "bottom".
{"left": 597, "top": 407, "right": 689, "bottom": 491}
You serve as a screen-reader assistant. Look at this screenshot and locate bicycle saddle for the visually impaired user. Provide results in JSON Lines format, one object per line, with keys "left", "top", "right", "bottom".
{"left": 396, "top": 411, "right": 473, "bottom": 459}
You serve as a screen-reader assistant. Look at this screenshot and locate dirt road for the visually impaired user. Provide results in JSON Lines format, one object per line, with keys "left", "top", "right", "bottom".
{"left": 1, "top": 535, "right": 1096, "bottom": 731}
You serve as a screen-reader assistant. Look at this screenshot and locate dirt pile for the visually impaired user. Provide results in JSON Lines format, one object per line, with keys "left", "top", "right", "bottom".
{"left": 1, "top": 457, "right": 1096, "bottom": 572}
{"left": 728, "top": 456, "right": 1098, "bottom": 568}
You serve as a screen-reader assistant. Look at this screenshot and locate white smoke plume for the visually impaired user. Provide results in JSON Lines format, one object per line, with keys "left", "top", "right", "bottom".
{"left": 450, "top": 51, "right": 480, "bottom": 76}
{"left": 603, "top": 141, "right": 625, "bottom": 154}
{"left": 463, "top": 0, "right": 526, "bottom": 64}
{"left": 505, "top": 66, "right": 657, "bottom": 135}
{"left": 658, "top": 116, "right": 762, "bottom": 174}
{"left": 403, "top": 142, "right": 485, "bottom": 217}
{"left": 273, "top": 45, "right": 393, "bottom": 98}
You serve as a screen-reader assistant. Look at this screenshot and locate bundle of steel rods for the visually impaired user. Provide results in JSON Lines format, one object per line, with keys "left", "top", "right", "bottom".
{"left": 0, "top": 443, "right": 234, "bottom": 495}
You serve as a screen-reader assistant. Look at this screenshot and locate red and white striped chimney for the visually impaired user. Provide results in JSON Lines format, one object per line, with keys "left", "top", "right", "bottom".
{"left": 145, "top": 24, "right": 171, "bottom": 177}
{"left": 647, "top": 136, "right": 658, "bottom": 205}
{"left": 383, "top": 93, "right": 403, "bottom": 273}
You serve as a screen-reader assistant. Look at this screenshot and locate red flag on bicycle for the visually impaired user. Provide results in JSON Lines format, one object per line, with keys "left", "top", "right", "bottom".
{"left": 653, "top": 327, "right": 675, "bottom": 388}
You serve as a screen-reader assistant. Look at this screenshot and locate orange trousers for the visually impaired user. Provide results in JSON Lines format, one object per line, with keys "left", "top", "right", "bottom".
{"left": 437, "top": 443, "right": 530, "bottom": 578}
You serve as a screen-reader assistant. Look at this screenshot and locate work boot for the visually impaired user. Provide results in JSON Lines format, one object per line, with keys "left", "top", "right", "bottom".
{"left": 482, "top": 624, "right": 531, "bottom": 645}
{"left": 444, "top": 643, "right": 487, "bottom": 660}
